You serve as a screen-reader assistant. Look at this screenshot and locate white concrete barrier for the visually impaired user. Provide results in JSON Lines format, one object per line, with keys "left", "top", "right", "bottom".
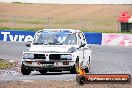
{"left": 102, "top": 33, "right": 132, "bottom": 46}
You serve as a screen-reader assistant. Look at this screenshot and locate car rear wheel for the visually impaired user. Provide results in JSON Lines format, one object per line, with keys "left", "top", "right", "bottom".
{"left": 85, "top": 57, "right": 91, "bottom": 73}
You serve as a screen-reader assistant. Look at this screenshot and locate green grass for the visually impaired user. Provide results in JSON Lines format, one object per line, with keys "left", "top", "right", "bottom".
{"left": 81, "top": 28, "right": 117, "bottom": 33}
{"left": 16, "top": 20, "right": 48, "bottom": 24}
{"left": 0, "top": 27, "right": 40, "bottom": 31}
{"left": 0, "top": 18, "right": 132, "bottom": 33}
{"left": 0, "top": 18, "right": 77, "bottom": 24}
{"left": 0, "top": 19, "right": 12, "bottom": 22}
{"left": 0, "top": 19, "right": 48, "bottom": 24}
{"left": 0, "top": 27, "right": 122, "bottom": 33}
{"left": 94, "top": 20, "right": 115, "bottom": 26}
{"left": 0, "top": 27, "right": 132, "bottom": 33}
{"left": 53, "top": 20, "right": 77, "bottom": 24}
{"left": 0, "top": 59, "right": 14, "bottom": 70}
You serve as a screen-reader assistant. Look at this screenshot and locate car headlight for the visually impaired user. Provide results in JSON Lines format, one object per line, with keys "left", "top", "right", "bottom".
{"left": 23, "top": 53, "right": 34, "bottom": 59}
{"left": 60, "top": 55, "right": 72, "bottom": 60}
{"left": 67, "top": 47, "right": 76, "bottom": 53}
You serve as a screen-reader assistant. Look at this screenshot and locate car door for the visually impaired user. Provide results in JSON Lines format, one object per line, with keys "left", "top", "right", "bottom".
{"left": 79, "top": 33, "right": 92, "bottom": 63}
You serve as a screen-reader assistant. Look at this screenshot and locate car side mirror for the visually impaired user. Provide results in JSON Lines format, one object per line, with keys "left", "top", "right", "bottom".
{"left": 78, "top": 43, "right": 86, "bottom": 49}
{"left": 80, "top": 43, "right": 86, "bottom": 47}
{"left": 26, "top": 43, "right": 31, "bottom": 47}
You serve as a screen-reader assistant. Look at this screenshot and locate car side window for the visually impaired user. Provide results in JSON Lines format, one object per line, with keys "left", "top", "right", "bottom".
{"left": 77, "top": 34, "right": 82, "bottom": 46}
{"left": 79, "top": 33, "right": 86, "bottom": 45}
{"left": 81, "top": 33, "right": 87, "bottom": 44}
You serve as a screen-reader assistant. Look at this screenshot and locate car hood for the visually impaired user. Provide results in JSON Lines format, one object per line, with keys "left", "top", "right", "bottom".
{"left": 28, "top": 45, "right": 77, "bottom": 53}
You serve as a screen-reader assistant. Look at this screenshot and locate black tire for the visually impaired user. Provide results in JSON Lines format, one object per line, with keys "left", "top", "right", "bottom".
{"left": 76, "top": 75, "right": 86, "bottom": 85}
{"left": 39, "top": 70, "right": 47, "bottom": 75}
{"left": 84, "top": 56, "right": 91, "bottom": 73}
{"left": 21, "top": 65, "right": 31, "bottom": 75}
{"left": 70, "top": 65, "right": 77, "bottom": 74}
{"left": 70, "top": 57, "right": 79, "bottom": 74}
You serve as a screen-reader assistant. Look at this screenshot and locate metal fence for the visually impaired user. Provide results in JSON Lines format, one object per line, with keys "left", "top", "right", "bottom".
{"left": 0, "top": 15, "right": 119, "bottom": 32}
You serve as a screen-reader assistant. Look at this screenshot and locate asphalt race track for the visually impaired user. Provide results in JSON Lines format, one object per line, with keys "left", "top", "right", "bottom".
{"left": 0, "top": 41, "right": 132, "bottom": 82}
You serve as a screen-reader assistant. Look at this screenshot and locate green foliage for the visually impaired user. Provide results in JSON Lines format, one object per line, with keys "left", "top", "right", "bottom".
{"left": 0, "top": 59, "right": 13, "bottom": 70}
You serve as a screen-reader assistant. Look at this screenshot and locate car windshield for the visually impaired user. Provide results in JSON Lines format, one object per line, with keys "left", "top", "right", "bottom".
{"left": 33, "top": 31, "right": 77, "bottom": 45}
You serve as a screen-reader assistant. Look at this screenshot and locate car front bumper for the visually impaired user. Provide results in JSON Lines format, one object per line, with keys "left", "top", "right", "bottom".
{"left": 21, "top": 60, "right": 75, "bottom": 71}
{"left": 22, "top": 64, "right": 73, "bottom": 71}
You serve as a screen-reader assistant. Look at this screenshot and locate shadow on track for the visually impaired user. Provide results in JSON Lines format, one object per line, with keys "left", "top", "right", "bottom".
{"left": 31, "top": 71, "right": 71, "bottom": 75}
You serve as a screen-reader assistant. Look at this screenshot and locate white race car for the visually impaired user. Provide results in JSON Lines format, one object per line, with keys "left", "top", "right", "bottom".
{"left": 21, "top": 29, "right": 92, "bottom": 75}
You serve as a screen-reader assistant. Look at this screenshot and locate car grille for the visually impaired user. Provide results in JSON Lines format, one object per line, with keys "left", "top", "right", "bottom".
{"left": 49, "top": 54, "right": 61, "bottom": 60}
{"left": 33, "top": 54, "right": 72, "bottom": 60}
{"left": 49, "top": 54, "right": 72, "bottom": 60}
{"left": 34, "top": 54, "right": 46, "bottom": 59}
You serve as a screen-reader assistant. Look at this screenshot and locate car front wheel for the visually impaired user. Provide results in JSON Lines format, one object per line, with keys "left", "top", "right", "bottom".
{"left": 21, "top": 64, "right": 31, "bottom": 75}
{"left": 70, "top": 57, "right": 79, "bottom": 74}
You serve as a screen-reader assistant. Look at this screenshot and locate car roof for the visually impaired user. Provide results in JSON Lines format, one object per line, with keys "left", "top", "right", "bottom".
{"left": 37, "top": 29, "right": 81, "bottom": 34}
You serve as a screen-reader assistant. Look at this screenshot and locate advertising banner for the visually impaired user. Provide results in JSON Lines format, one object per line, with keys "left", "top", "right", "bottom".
{"left": 0, "top": 30, "right": 35, "bottom": 42}
{"left": 0, "top": 30, "right": 102, "bottom": 45}
{"left": 84, "top": 32, "right": 102, "bottom": 45}
{"left": 102, "top": 33, "right": 132, "bottom": 46}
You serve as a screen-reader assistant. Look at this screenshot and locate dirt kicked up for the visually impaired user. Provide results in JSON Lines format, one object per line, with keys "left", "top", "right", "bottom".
{"left": 0, "top": 80, "right": 132, "bottom": 88}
